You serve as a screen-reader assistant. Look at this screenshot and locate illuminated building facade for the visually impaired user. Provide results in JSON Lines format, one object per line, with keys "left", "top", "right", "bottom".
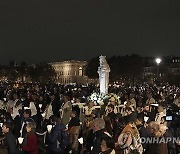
{"left": 51, "top": 60, "right": 95, "bottom": 84}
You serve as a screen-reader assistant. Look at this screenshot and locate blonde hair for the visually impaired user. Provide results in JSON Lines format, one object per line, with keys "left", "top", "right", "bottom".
{"left": 27, "top": 122, "right": 36, "bottom": 132}
{"left": 147, "top": 121, "right": 163, "bottom": 137}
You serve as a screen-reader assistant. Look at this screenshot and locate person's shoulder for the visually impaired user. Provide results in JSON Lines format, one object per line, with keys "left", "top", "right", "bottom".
{"left": 140, "top": 125, "right": 147, "bottom": 132}
{"left": 6, "top": 132, "right": 16, "bottom": 139}
{"left": 26, "top": 117, "right": 35, "bottom": 122}
{"left": 55, "top": 123, "right": 66, "bottom": 131}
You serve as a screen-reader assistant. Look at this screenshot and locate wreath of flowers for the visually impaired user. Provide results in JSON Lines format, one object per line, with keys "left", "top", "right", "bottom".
{"left": 87, "top": 92, "right": 105, "bottom": 105}
{"left": 87, "top": 92, "right": 120, "bottom": 106}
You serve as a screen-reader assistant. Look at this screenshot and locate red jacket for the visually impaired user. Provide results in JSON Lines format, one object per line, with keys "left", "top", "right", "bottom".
{"left": 22, "top": 132, "right": 38, "bottom": 154}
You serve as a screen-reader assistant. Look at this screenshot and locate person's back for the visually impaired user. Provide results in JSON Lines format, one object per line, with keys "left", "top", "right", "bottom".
{"left": 47, "top": 119, "right": 66, "bottom": 153}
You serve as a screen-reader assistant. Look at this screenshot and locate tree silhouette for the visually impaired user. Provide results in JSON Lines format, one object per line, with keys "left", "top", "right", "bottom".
{"left": 28, "top": 62, "right": 56, "bottom": 83}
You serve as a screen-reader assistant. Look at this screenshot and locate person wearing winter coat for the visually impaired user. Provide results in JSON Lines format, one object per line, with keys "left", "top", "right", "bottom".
{"left": 1, "top": 122, "right": 18, "bottom": 154}
{"left": 21, "top": 122, "right": 38, "bottom": 154}
{"left": 46, "top": 117, "right": 66, "bottom": 154}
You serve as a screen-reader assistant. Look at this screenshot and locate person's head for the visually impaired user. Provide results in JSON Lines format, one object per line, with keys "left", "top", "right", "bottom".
{"left": 50, "top": 94, "right": 56, "bottom": 101}
{"left": 147, "top": 121, "right": 160, "bottom": 137}
{"left": 107, "top": 104, "right": 114, "bottom": 113}
{"left": 26, "top": 122, "right": 36, "bottom": 133}
{"left": 143, "top": 104, "right": 150, "bottom": 112}
{"left": 147, "top": 92, "right": 152, "bottom": 99}
{"left": 109, "top": 97, "right": 116, "bottom": 105}
{"left": 91, "top": 109, "right": 98, "bottom": 119}
{"left": 135, "top": 115, "right": 143, "bottom": 126}
{"left": 39, "top": 95, "right": 44, "bottom": 102}
{"left": 93, "top": 118, "right": 105, "bottom": 132}
{"left": 70, "top": 110, "right": 77, "bottom": 118}
{"left": 125, "top": 107, "right": 133, "bottom": 115}
{"left": 88, "top": 101, "right": 94, "bottom": 108}
{"left": 103, "top": 116, "right": 111, "bottom": 123}
{"left": 32, "top": 93, "right": 38, "bottom": 100}
{"left": 76, "top": 98, "right": 81, "bottom": 103}
{"left": 13, "top": 93, "right": 19, "bottom": 100}
{"left": 101, "top": 135, "right": 114, "bottom": 152}
{"left": 23, "top": 109, "right": 31, "bottom": 119}
{"left": 63, "top": 95, "right": 70, "bottom": 102}
{"left": 159, "top": 124, "right": 167, "bottom": 136}
{"left": 2, "top": 122, "right": 13, "bottom": 134}
{"left": 160, "top": 116, "right": 166, "bottom": 124}
{"left": 84, "top": 118, "right": 91, "bottom": 127}
{"left": 49, "top": 115, "right": 62, "bottom": 125}
{"left": 129, "top": 93, "right": 134, "bottom": 99}
{"left": 157, "top": 105, "right": 164, "bottom": 113}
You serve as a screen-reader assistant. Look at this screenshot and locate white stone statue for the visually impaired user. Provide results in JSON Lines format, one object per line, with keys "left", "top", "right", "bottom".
{"left": 97, "top": 56, "right": 110, "bottom": 94}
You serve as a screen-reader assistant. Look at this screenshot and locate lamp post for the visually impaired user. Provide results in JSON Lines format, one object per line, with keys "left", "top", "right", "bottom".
{"left": 155, "top": 58, "right": 161, "bottom": 81}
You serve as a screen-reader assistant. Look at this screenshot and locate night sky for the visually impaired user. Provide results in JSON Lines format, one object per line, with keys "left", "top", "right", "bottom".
{"left": 0, "top": 0, "right": 180, "bottom": 65}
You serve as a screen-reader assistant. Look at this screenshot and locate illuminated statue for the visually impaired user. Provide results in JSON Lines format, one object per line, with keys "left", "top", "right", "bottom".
{"left": 97, "top": 56, "right": 110, "bottom": 94}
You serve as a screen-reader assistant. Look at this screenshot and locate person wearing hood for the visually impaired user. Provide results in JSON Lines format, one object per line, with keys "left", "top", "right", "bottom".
{"left": 46, "top": 116, "right": 66, "bottom": 154}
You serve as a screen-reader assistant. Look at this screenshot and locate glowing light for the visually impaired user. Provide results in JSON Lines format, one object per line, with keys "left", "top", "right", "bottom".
{"left": 156, "top": 58, "right": 161, "bottom": 65}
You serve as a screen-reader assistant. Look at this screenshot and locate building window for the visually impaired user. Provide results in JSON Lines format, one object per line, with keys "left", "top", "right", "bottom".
{"left": 79, "top": 67, "right": 83, "bottom": 76}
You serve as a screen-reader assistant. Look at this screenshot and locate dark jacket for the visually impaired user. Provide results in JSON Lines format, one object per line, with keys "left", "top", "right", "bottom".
{"left": 91, "top": 129, "right": 105, "bottom": 154}
{"left": 145, "top": 142, "right": 168, "bottom": 154}
{"left": 126, "top": 111, "right": 137, "bottom": 123}
{"left": 3, "top": 132, "right": 18, "bottom": 154}
{"left": 100, "top": 149, "right": 114, "bottom": 154}
{"left": 47, "top": 123, "right": 66, "bottom": 152}
{"left": 137, "top": 124, "right": 148, "bottom": 150}
{"left": 51, "top": 100, "right": 60, "bottom": 116}
{"left": 107, "top": 112, "right": 116, "bottom": 124}
{"left": 68, "top": 116, "right": 80, "bottom": 129}
{"left": 22, "top": 132, "right": 38, "bottom": 154}
{"left": 164, "top": 130, "right": 176, "bottom": 154}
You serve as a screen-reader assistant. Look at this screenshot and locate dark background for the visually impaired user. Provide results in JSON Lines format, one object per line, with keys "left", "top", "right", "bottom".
{"left": 0, "top": 0, "right": 180, "bottom": 65}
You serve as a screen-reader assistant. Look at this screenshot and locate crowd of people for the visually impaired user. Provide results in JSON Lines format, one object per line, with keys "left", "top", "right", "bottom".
{"left": 0, "top": 82, "right": 179, "bottom": 154}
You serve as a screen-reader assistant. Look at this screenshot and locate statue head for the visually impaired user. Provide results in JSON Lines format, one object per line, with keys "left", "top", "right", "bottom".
{"left": 99, "top": 55, "right": 106, "bottom": 66}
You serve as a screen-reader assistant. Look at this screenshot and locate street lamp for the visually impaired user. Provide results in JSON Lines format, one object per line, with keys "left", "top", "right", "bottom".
{"left": 155, "top": 58, "right": 161, "bottom": 81}
{"left": 156, "top": 58, "right": 161, "bottom": 65}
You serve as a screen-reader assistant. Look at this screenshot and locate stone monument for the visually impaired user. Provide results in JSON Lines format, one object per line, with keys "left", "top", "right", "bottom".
{"left": 97, "top": 56, "right": 110, "bottom": 94}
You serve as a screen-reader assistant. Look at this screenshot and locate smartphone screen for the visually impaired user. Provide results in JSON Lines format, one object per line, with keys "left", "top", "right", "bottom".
{"left": 166, "top": 116, "right": 172, "bottom": 121}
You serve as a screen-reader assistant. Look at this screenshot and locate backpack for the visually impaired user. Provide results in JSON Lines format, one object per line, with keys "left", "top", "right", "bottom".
{"left": 57, "top": 129, "right": 70, "bottom": 150}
